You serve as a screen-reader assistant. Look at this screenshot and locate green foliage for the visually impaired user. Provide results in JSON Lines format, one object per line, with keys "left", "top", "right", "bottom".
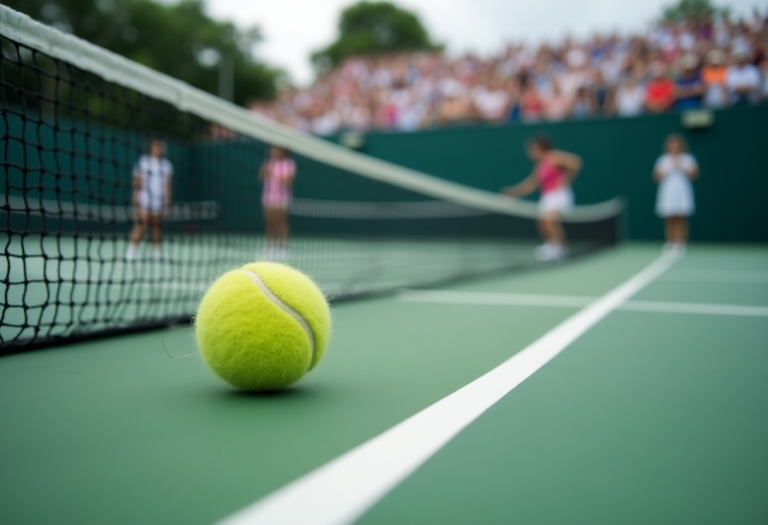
{"left": 660, "top": 0, "right": 728, "bottom": 21}
{"left": 312, "top": 1, "right": 441, "bottom": 73}
{"left": 4, "top": 0, "right": 281, "bottom": 105}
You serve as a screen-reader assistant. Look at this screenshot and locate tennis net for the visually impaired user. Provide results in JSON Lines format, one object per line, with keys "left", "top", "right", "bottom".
{"left": 0, "top": 6, "right": 622, "bottom": 353}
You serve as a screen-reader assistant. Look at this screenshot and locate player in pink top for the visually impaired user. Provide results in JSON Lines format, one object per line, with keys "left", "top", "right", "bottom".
{"left": 260, "top": 146, "right": 295, "bottom": 260}
{"left": 502, "top": 135, "right": 582, "bottom": 261}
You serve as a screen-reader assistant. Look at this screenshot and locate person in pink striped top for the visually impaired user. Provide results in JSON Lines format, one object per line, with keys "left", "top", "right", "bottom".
{"left": 260, "top": 146, "right": 296, "bottom": 260}
{"left": 502, "top": 135, "right": 582, "bottom": 261}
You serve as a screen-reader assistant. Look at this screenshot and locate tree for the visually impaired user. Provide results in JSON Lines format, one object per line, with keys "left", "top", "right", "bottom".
{"left": 660, "top": 0, "right": 729, "bottom": 22}
{"left": 4, "top": 0, "right": 282, "bottom": 105}
{"left": 312, "top": 1, "right": 441, "bottom": 73}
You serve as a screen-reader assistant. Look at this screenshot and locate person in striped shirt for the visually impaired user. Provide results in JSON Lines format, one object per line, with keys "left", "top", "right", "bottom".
{"left": 260, "top": 146, "right": 296, "bottom": 260}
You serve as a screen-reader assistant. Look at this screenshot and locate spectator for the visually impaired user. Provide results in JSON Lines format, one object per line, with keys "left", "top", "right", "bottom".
{"left": 760, "top": 56, "right": 768, "bottom": 100}
{"left": 591, "top": 70, "right": 611, "bottom": 115}
{"left": 645, "top": 63, "right": 676, "bottom": 113}
{"left": 542, "top": 78, "right": 572, "bottom": 121}
{"left": 701, "top": 49, "right": 729, "bottom": 108}
{"left": 472, "top": 77, "right": 510, "bottom": 122}
{"left": 505, "top": 77, "right": 523, "bottom": 123}
{"left": 726, "top": 50, "right": 762, "bottom": 105}
{"left": 439, "top": 92, "right": 475, "bottom": 126}
{"left": 571, "top": 86, "right": 597, "bottom": 118}
{"left": 654, "top": 134, "right": 698, "bottom": 254}
{"left": 251, "top": 12, "right": 767, "bottom": 134}
{"left": 612, "top": 75, "right": 646, "bottom": 117}
{"left": 675, "top": 54, "right": 704, "bottom": 109}
{"left": 520, "top": 81, "right": 545, "bottom": 123}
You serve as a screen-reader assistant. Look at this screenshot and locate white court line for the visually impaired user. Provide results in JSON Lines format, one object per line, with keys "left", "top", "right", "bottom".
{"left": 216, "top": 253, "right": 679, "bottom": 525}
{"left": 400, "top": 290, "right": 768, "bottom": 317}
{"left": 621, "top": 300, "right": 768, "bottom": 317}
{"left": 399, "top": 290, "right": 594, "bottom": 308}
{"left": 660, "top": 269, "right": 768, "bottom": 284}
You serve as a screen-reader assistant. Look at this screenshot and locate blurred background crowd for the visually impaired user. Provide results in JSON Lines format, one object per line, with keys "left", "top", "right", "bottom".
{"left": 251, "top": 10, "right": 768, "bottom": 135}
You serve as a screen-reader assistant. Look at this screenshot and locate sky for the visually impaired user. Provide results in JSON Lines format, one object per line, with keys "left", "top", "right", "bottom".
{"left": 207, "top": 0, "right": 761, "bottom": 85}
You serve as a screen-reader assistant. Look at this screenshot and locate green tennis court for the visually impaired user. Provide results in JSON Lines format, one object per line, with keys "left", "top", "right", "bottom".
{"left": 2, "top": 244, "right": 766, "bottom": 525}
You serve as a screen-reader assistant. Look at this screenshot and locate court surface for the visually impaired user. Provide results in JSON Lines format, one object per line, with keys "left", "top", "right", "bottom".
{"left": 0, "top": 244, "right": 766, "bottom": 525}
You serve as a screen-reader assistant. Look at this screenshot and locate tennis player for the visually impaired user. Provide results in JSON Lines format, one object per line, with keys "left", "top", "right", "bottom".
{"left": 125, "top": 139, "right": 173, "bottom": 262}
{"left": 260, "top": 146, "right": 295, "bottom": 260}
{"left": 502, "top": 135, "right": 582, "bottom": 261}
{"left": 654, "top": 134, "right": 698, "bottom": 253}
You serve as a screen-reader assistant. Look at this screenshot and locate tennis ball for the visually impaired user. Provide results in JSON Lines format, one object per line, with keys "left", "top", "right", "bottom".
{"left": 195, "top": 262, "right": 331, "bottom": 391}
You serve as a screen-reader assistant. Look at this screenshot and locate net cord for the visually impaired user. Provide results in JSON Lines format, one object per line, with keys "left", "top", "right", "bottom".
{"left": 0, "top": 5, "right": 622, "bottom": 223}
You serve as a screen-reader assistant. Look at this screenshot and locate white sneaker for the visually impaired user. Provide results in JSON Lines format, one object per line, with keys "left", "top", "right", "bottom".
{"left": 259, "top": 246, "right": 274, "bottom": 260}
{"left": 535, "top": 243, "right": 554, "bottom": 261}
{"left": 664, "top": 242, "right": 686, "bottom": 255}
{"left": 551, "top": 244, "right": 568, "bottom": 261}
{"left": 125, "top": 245, "right": 138, "bottom": 262}
{"left": 152, "top": 248, "right": 167, "bottom": 261}
{"left": 272, "top": 247, "right": 287, "bottom": 262}
{"left": 535, "top": 243, "right": 566, "bottom": 262}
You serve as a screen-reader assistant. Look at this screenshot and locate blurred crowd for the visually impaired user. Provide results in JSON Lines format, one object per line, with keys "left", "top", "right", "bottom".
{"left": 249, "top": 10, "right": 768, "bottom": 135}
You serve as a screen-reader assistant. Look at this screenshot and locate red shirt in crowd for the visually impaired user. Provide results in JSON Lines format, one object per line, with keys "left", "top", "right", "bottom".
{"left": 646, "top": 78, "right": 676, "bottom": 112}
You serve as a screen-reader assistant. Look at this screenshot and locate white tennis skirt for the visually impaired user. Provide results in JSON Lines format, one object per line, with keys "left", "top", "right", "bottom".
{"left": 656, "top": 175, "right": 694, "bottom": 217}
{"left": 539, "top": 187, "right": 574, "bottom": 214}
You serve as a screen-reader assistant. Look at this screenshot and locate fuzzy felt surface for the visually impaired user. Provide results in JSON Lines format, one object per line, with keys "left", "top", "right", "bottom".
{"left": 195, "top": 263, "right": 331, "bottom": 391}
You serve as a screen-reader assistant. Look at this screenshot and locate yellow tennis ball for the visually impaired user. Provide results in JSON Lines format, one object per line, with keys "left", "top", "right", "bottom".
{"left": 195, "top": 262, "right": 331, "bottom": 391}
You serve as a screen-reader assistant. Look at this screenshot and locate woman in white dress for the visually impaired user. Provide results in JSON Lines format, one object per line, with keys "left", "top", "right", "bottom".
{"left": 654, "top": 134, "right": 698, "bottom": 253}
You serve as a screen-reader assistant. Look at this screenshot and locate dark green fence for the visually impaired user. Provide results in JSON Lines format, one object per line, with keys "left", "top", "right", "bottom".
{"left": 331, "top": 105, "right": 768, "bottom": 243}
{"left": 6, "top": 105, "right": 766, "bottom": 242}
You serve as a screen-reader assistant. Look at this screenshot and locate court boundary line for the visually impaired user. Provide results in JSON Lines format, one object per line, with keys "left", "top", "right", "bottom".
{"left": 660, "top": 269, "right": 768, "bottom": 284}
{"left": 217, "top": 253, "right": 678, "bottom": 525}
{"left": 622, "top": 300, "right": 768, "bottom": 317}
{"left": 399, "top": 290, "right": 768, "bottom": 317}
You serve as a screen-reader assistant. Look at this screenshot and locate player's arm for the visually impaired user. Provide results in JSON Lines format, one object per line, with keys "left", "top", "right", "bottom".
{"left": 283, "top": 162, "right": 296, "bottom": 187}
{"left": 165, "top": 176, "right": 173, "bottom": 213}
{"left": 653, "top": 161, "right": 665, "bottom": 183}
{"left": 551, "top": 150, "right": 582, "bottom": 185}
{"left": 683, "top": 158, "right": 699, "bottom": 180}
{"left": 259, "top": 161, "right": 267, "bottom": 182}
{"left": 502, "top": 171, "right": 539, "bottom": 197}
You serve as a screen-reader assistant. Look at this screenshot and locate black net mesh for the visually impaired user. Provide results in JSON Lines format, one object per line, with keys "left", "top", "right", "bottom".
{"left": 0, "top": 33, "right": 620, "bottom": 353}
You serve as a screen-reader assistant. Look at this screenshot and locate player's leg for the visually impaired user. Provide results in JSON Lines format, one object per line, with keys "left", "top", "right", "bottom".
{"left": 269, "top": 209, "right": 278, "bottom": 244}
{"left": 536, "top": 211, "right": 567, "bottom": 261}
{"left": 126, "top": 208, "right": 148, "bottom": 261}
{"left": 678, "top": 216, "right": 688, "bottom": 244}
{"left": 541, "top": 211, "right": 565, "bottom": 244}
{"left": 664, "top": 217, "right": 674, "bottom": 246}
{"left": 263, "top": 208, "right": 276, "bottom": 257}
{"left": 149, "top": 213, "right": 164, "bottom": 260}
{"left": 277, "top": 208, "right": 290, "bottom": 246}
{"left": 268, "top": 208, "right": 288, "bottom": 261}
{"left": 672, "top": 216, "right": 687, "bottom": 253}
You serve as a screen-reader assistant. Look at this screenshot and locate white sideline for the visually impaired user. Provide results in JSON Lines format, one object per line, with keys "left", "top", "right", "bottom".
{"left": 216, "top": 253, "right": 678, "bottom": 525}
{"left": 399, "top": 290, "right": 595, "bottom": 308}
{"left": 621, "top": 300, "right": 768, "bottom": 317}
{"left": 399, "top": 290, "right": 768, "bottom": 317}
{"left": 661, "top": 269, "right": 768, "bottom": 284}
